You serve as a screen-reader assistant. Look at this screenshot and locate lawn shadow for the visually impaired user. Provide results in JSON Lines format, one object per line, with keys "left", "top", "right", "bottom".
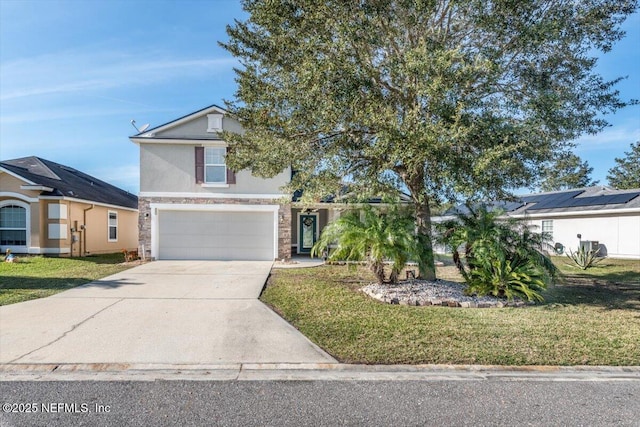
{"left": 67, "top": 253, "right": 128, "bottom": 265}
{"left": 543, "top": 276, "right": 640, "bottom": 311}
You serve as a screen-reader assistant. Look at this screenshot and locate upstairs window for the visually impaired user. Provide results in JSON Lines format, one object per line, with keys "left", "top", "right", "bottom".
{"left": 205, "top": 147, "right": 226, "bottom": 183}
{"left": 195, "top": 146, "right": 235, "bottom": 185}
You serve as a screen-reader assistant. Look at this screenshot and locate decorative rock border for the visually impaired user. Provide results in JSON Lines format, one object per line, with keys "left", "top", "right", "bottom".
{"left": 361, "top": 280, "right": 528, "bottom": 308}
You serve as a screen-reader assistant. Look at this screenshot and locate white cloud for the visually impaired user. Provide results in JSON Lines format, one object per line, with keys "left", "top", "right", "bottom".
{"left": 0, "top": 50, "right": 237, "bottom": 101}
{"left": 574, "top": 120, "right": 640, "bottom": 152}
{"left": 0, "top": 104, "right": 173, "bottom": 125}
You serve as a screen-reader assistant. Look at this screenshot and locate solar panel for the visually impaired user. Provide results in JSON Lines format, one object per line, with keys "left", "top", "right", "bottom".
{"left": 528, "top": 192, "right": 640, "bottom": 210}
{"left": 527, "top": 190, "right": 585, "bottom": 208}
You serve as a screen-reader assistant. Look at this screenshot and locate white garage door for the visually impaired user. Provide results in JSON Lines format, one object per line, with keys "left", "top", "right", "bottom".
{"left": 158, "top": 210, "right": 275, "bottom": 260}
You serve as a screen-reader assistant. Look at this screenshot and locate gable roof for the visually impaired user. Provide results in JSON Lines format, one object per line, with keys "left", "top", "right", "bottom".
{"left": 0, "top": 156, "right": 138, "bottom": 210}
{"left": 131, "top": 104, "right": 228, "bottom": 138}
{"left": 446, "top": 186, "right": 640, "bottom": 217}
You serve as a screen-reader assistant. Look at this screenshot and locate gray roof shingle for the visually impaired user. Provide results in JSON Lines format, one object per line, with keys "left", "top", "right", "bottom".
{"left": 1, "top": 156, "right": 138, "bottom": 210}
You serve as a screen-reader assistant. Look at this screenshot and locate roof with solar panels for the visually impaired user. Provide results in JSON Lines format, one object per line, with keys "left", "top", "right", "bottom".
{"left": 446, "top": 186, "right": 640, "bottom": 217}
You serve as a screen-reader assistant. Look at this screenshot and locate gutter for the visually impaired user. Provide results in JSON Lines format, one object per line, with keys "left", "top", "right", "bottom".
{"left": 82, "top": 204, "right": 94, "bottom": 256}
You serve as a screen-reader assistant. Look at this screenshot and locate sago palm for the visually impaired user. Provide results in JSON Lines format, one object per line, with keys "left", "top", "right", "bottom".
{"left": 312, "top": 205, "right": 415, "bottom": 284}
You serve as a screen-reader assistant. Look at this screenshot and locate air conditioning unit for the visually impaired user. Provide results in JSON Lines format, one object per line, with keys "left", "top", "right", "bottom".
{"left": 579, "top": 240, "right": 600, "bottom": 254}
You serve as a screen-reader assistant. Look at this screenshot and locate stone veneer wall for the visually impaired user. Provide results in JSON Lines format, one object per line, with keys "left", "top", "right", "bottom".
{"left": 138, "top": 197, "right": 292, "bottom": 260}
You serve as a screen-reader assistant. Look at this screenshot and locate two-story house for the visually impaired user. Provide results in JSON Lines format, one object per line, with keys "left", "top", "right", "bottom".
{"left": 132, "top": 105, "right": 339, "bottom": 261}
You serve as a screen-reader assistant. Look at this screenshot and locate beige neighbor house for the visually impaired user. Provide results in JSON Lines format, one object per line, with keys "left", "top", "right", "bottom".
{"left": 132, "top": 104, "right": 373, "bottom": 261}
{"left": 440, "top": 186, "right": 640, "bottom": 259}
{"left": 0, "top": 157, "right": 138, "bottom": 256}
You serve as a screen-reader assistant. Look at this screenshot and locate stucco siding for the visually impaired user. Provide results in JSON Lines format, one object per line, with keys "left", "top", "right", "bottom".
{"left": 83, "top": 205, "right": 138, "bottom": 255}
{"left": 0, "top": 173, "right": 28, "bottom": 194}
{"left": 153, "top": 114, "right": 244, "bottom": 139}
{"left": 140, "top": 143, "right": 289, "bottom": 194}
{"left": 528, "top": 213, "right": 640, "bottom": 259}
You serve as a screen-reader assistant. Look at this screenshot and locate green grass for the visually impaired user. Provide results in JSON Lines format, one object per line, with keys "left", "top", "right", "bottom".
{"left": 0, "top": 253, "right": 135, "bottom": 305}
{"left": 261, "top": 258, "right": 640, "bottom": 366}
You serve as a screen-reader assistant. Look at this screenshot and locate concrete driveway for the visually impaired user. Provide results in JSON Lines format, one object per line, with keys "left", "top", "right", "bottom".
{"left": 0, "top": 261, "right": 336, "bottom": 366}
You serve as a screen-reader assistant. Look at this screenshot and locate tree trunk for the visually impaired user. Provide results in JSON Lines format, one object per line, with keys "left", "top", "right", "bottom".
{"left": 399, "top": 167, "right": 436, "bottom": 281}
{"left": 371, "top": 261, "right": 386, "bottom": 285}
{"left": 414, "top": 200, "right": 436, "bottom": 280}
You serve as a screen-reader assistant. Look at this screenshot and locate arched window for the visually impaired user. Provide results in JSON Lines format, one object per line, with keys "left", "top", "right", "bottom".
{"left": 0, "top": 204, "right": 27, "bottom": 246}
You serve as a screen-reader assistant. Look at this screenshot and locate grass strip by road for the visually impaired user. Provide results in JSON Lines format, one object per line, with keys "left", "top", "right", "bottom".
{"left": 0, "top": 253, "right": 135, "bottom": 305}
{"left": 262, "top": 258, "right": 640, "bottom": 366}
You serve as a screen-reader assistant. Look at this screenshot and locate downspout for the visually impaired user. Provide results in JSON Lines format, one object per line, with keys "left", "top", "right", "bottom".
{"left": 82, "top": 204, "right": 94, "bottom": 256}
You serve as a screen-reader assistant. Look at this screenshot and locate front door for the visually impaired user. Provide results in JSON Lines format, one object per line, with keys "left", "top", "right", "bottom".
{"left": 298, "top": 214, "right": 317, "bottom": 254}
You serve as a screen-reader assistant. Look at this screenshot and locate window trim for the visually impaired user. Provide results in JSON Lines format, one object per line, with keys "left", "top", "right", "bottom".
{"left": 108, "top": 210, "right": 118, "bottom": 242}
{"left": 204, "top": 146, "right": 227, "bottom": 184}
{"left": 0, "top": 200, "right": 30, "bottom": 251}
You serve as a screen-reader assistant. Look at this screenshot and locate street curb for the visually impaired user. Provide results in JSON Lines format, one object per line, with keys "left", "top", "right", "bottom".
{"left": 1, "top": 363, "right": 639, "bottom": 382}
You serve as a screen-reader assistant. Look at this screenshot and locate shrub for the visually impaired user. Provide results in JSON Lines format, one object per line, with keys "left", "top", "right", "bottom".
{"left": 437, "top": 204, "right": 557, "bottom": 301}
{"left": 311, "top": 205, "right": 416, "bottom": 284}
{"left": 466, "top": 249, "right": 548, "bottom": 302}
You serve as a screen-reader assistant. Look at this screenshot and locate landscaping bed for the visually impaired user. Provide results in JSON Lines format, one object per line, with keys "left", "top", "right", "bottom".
{"left": 261, "top": 258, "right": 640, "bottom": 365}
{"left": 0, "top": 253, "right": 138, "bottom": 305}
{"left": 362, "top": 280, "right": 527, "bottom": 308}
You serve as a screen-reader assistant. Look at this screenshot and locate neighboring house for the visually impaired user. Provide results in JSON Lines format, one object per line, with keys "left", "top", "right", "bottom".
{"left": 0, "top": 157, "right": 138, "bottom": 256}
{"left": 133, "top": 104, "right": 390, "bottom": 261}
{"left": 441, "top": 186, "right": 640, "bottom": 259}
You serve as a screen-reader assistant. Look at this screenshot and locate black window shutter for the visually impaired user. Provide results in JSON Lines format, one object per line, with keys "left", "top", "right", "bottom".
{"left": 195, "top": 146, "right": 204, "bottom": 183}
{"left": 226, "top": 147, "right": 236, "bottom": 184}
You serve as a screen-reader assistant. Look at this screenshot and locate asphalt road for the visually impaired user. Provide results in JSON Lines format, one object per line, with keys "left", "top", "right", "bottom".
{"left": 1, "top": 380, "right": 638, "bottom": 426}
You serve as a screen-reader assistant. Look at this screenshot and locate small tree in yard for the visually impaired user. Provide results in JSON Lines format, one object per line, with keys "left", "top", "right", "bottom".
{"left": 221, "top": 0, "right": 637, "bottom": 281}
{"left": 311, "top": 205, "right": 416, "bottom": 285}
{"left": 438, "top": 205, "right": 558, "bottom": 301}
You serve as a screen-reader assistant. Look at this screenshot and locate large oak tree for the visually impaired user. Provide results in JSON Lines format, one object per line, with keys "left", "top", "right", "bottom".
{"left": 221, "top": 0, "right": 637, "bottom": 279}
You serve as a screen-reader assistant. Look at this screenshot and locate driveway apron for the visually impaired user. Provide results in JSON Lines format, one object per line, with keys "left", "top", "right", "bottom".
{"left": 0, "top": 261, "right": 336, "bottom": 365}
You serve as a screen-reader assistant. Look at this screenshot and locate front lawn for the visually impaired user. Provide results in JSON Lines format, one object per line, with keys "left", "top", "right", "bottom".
{"left": 262, "top": 258, "right": 640, "bottom": 365}
{"left": 0, "top": 254, "right": 136, "bottom": 305}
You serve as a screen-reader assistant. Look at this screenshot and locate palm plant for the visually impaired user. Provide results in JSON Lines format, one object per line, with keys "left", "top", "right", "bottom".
{"left": 311, "top": 205, "right": 416, "bottom": 284}
{"left": 437, "top": 204, "right": 557, "bottom": 301}
{"left": 466, "top": 248, "right": 548, "bottom": 302}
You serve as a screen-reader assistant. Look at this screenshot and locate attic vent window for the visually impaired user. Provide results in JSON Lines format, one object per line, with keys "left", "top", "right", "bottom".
{"left": 207, "top": 113, "right": 223, "bottom": 133}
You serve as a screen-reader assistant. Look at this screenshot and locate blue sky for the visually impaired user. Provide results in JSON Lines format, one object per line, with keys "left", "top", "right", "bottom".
{"left": 1, "top": 1, "right": 638, "bottom": 195}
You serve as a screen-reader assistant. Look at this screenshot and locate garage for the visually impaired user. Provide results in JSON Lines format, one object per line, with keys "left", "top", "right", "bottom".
{"left": 156, "top": 208, "right": 276, "bottom": 261}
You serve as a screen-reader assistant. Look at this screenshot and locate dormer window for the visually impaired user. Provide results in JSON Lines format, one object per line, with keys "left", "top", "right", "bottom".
{"left": 207, "top": 113, "right": 223, "bottom": 133}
